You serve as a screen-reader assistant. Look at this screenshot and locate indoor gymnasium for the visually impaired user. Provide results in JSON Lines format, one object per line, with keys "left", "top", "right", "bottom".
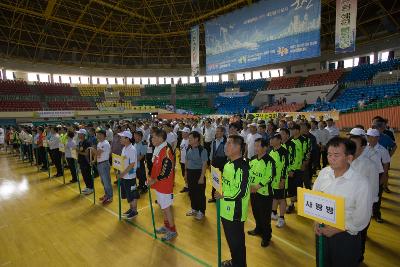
{"left": 0, "top": 0, "right": 399, "bottom": 266}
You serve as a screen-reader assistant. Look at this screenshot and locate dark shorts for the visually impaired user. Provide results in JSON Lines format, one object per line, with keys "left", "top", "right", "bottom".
{"left": 288, "top": 170, "right": 304, "bottom": 198}
{"left": 273, "top": 189, "right": 286, "bottom": 200}
{"left": 120, "top": 178, "right": 140, "bottom": 202}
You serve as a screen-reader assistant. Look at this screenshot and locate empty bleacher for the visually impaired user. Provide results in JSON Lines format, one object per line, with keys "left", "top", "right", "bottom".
{"left": 343, "top": 58, "right": 400, "bottom": 83}
{"left": 136, "top": 98, "right": 170, "bottom": 107}
{"left": 144, "top": 85, "right": 171, "bottom": 96}
{"left": 303, "top": 69, "right": 344, "bottom": 87}
{"left": 303, "top": 82, "right": 400, "bottom": 112}
{"left": 267, "top": 76, "right": 301, "bottom": 90}
{"left": 237, "top": 79, "right": 267, "bottom": 91}
{"left": 176, "top": 84, "right": 202, "bottom": 95}
{"left": 214, "top": 94, "right": 253, "bottom": 114}
{"left": 0, "top": 100, "right": 42, "bottom": 111}
{"left": 175, "top": 98, "right": 214, "bottom": 114}
{"left": 0, "top": 80, "right": 32, "bottom": 94}
{"left": 206, "top": 81, "right": 234, "bottom": 93}
{"left": 34, "top": 82, "right": 77, "bottom": 96}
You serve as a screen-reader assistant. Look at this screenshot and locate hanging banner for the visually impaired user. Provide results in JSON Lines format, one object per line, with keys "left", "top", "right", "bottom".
{"left": 191, "top": 25, "right": 200, "bottom": 77}
{"left": 34, "top": 110, "right": 76, "bottom": 118}
{"left": 335, "top": 0, "right": 357, "bottom": 54}
{"left": 246, "top": 111, "right": 340, "bottom": 121}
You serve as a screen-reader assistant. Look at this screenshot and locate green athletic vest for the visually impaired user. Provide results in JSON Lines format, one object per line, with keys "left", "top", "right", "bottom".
{"left": 220, "top": 158, "right": 250, "bottom": 222}
{"left": 249, "top": 154, "right": 275, "bottom": 196}
{"left": 289, "top": 137, "right": 304, "bottom": 172}
{"left": 269, "top": 146, "right": 289, "bottom": 189}
{"left": 299, "top": 135, "right": 311, "bottom": 162}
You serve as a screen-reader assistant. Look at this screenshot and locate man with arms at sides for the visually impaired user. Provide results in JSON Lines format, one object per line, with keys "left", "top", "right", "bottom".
{"left": 286, "top": 124, "right": 306, "bottom": 214}
{"left": 248, "top": 138, "right": 275, "bottom": 247}
{"left": 348, "top": 128, "right": 378, "bottom": 263}
{"left": 118, "top": 130, "right": 139, "bottom": 220}
{"left": 214, "top": 135, "right": 250, "bottom": 267}
{"left": 208, "top": 126, "right": 227, "bottom": 203}
{"left": 185, "top": 131, "right": 208, "bottom": 220}
{"left": 366, "top": 128, "right": 390, "bottom": 223}
{"left": 270, "top": 133, "right": 289, "bottom": 228}
{"left": 147, "top": 129, "right": 177, "bottom": 241}
{"left": 313, "top": 137, "right": 372, "bottom": 267}
{"left": 179, "top": 127, "right": 191, "bottom": 193}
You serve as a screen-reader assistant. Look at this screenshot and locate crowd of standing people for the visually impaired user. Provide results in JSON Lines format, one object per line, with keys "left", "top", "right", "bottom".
{"left": 1, "top": 113, "right": 396, "bottom": 267}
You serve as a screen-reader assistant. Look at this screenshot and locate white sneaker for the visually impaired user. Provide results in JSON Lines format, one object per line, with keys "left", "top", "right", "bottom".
{"left": 276, "top": 218, "right": 285, "bottom": 228}
{"left": 195, "top": 211, "right": 205, "bottom": 220}
{"left": 271, "top": 213, "right": 278, "bottom": 221}
{"left": 82, "top": 188, "right": 89, "bottom": 193}
{"left": 83, "top": 188, "right": 94, "bottom": 195}
{"left": 186, "top": 209, "right": 197, "bottom": 216}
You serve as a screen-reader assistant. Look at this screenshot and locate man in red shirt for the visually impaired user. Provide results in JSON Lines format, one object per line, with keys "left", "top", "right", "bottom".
{"left": 147, "top": 129, "right": 177, "bottom": 241}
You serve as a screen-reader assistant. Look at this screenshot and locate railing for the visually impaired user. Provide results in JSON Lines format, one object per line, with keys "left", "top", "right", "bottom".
{"left": 344, "top": 78, "right": 400, "bottom": 89}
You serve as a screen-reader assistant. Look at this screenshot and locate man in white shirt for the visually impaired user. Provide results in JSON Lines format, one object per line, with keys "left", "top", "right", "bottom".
{"left": 245, "top": 123, "right": 262, "bottom": 159}
{"left": 366, "top": 128, "right": 391, "bottom": 223}
{"left": 313, "top": 137, "right": 372, "bottom": 267}
{"left": 118, "top": 130, "right": 139, "bottom": 220}
{"left": 203, "top": 119, "right": 215, "bottom": 165}
{"left": 105, "top": 124, "right": 113, "bottom": 143}
{"left": 164, "top": 123, "right": 177, "bottom": 151}
{"left": 179, "top": 127, "right": 190, "bottom": 193}
{"left": 94, "top": 129, "right": 112, "bottom": 204}
{"left": 240, "top": 122, "right": 250, "bottom": 140}
{"left": 325, "top": 118, "right": 339, "bottom": 140}
{"left": 318, "top": 121, "right": 331, "bottom": 168}
{"left": 348, "top": 128, "right": 379, "bottom": 263}
{"left": 0, "top": 126, "right": 5, "bottom": 150}
{"left": 48, "top": 127, "right": 63, "bottom": 177}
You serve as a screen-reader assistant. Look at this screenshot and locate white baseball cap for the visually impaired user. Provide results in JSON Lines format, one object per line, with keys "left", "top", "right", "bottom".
{"left": 118, "top": 130, "right": 133, "bottom": 139}
{"left": 310, "top": 115, "right": 316, "bottom": 119}
{"left": 285, "top": 114, "right": 292, "bottom": 118}
{"left": 349, "top": 128, "right": 366, "bottom": 136}
{"left": 182, "top": 127, "right": 191, "bottom": 133}
{"left": 249, "top": 123, "right": 258, "bottom": 127}
{"left": 366, "top": 128, "right": 380, "bottom": 137}
{"left": 76, "top": 129, "right": 87, "bottom": 135}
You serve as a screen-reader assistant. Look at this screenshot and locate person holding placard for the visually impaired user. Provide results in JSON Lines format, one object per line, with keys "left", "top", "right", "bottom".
{"left": 95, "top": 129, "right": 112, "bottom": 205}
{"left": 65, "top": 131, "right": 78, "bottom": 183}
{"left": 248, "top": 138, "right": 275, "bottom": 247}
{"left": 147, "top": 129, "right": 177, "bottom": 242}
{"left": 208, "top": 126, "right": 227, "bottom": 203}
{"left": 214, "top": 135, "right": 250, "bottom": 267}
{"left": 313, "top": 137, "right": 372, "bottom": 267}
{"left": 118, "top": 130, "right": 139, "bottom": 220}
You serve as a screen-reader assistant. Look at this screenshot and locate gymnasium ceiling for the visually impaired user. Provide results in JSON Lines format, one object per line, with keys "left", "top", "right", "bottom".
{"left": 0, "top": 0, "right": 399, "bottom": 68}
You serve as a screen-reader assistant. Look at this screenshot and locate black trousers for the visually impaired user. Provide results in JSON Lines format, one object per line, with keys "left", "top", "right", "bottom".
{"left": 146, "top": 153, "right": 153, "bottom": 176}
{"left": 360, "top": 222, "right": 370, "bottom": 261}
{"left": 303, "top": 161, "right": 312, "bottom": 190}
{"left": 321, "top": 149, "right": 328, "bottom": 168}
{"left": 204, "top": 141, "right": 212, "bottom": 165}
{"left": 38, "top": 146, "right": 48, "bottom": 168}
{"left": 316, "top": 232, "right": 361, "bottom": 267}
{"left": 373, "top": 184, "right": 384, "bottom": 218}
{"left": 187, "top": 169, "right": 206, "bottom": 213}
{"left": 50, "top": 148, "right": 63, "bottom": 175}
{"left": 180, "top": 162, "right": 186, "bottom": 178}
{"left": 137, "top": 163, "right": 146, "bottom": 189}
{"left": 221, "top": 218, "right": 247, "bottom": 267}
{"left": 250, "top": 193, "right": 273, "bottom": 241}
{"left": 33, "top": 147, "right": 39, "bottom": 165}
{"left": 79, "top": 161, "right": 93, "bottom": 189}
{"left": 66, "top": 157, "right": 78, "bottom": 182}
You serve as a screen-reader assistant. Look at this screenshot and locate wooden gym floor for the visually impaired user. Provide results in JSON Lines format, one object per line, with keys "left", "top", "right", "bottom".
{"left": 0, "top": 147, "right": 399, "bottom": 267}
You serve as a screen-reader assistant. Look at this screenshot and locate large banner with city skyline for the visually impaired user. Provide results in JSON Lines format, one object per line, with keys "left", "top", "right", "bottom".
{"left": 205, "top": 0, "right": 321, "bottom": 74}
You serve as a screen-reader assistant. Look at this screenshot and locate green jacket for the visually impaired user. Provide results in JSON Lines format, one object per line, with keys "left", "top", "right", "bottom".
{"left": 288, "top": 137, "right": 304, "bottom": 172}
{"left": 249, "top": 154, "right": 275, "bottom": 196}
{"left": 269, "top": 146, "right": 289, "bottom": 189}
{"left": 221, "top": 158, "right": 250, "bottom": 222}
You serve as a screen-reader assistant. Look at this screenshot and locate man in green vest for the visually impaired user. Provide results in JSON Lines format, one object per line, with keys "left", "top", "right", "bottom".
{"left": 269, "top": 133, "right": 289, "bottom": 228}
{"left": 287, "top": 124, "right": 306, "bottom": 213}
{"left": 248, "top": 138, "right": 275, "bottom": 247}
{"left": 215, "top": 135, "right": 250, "bottom": 267}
